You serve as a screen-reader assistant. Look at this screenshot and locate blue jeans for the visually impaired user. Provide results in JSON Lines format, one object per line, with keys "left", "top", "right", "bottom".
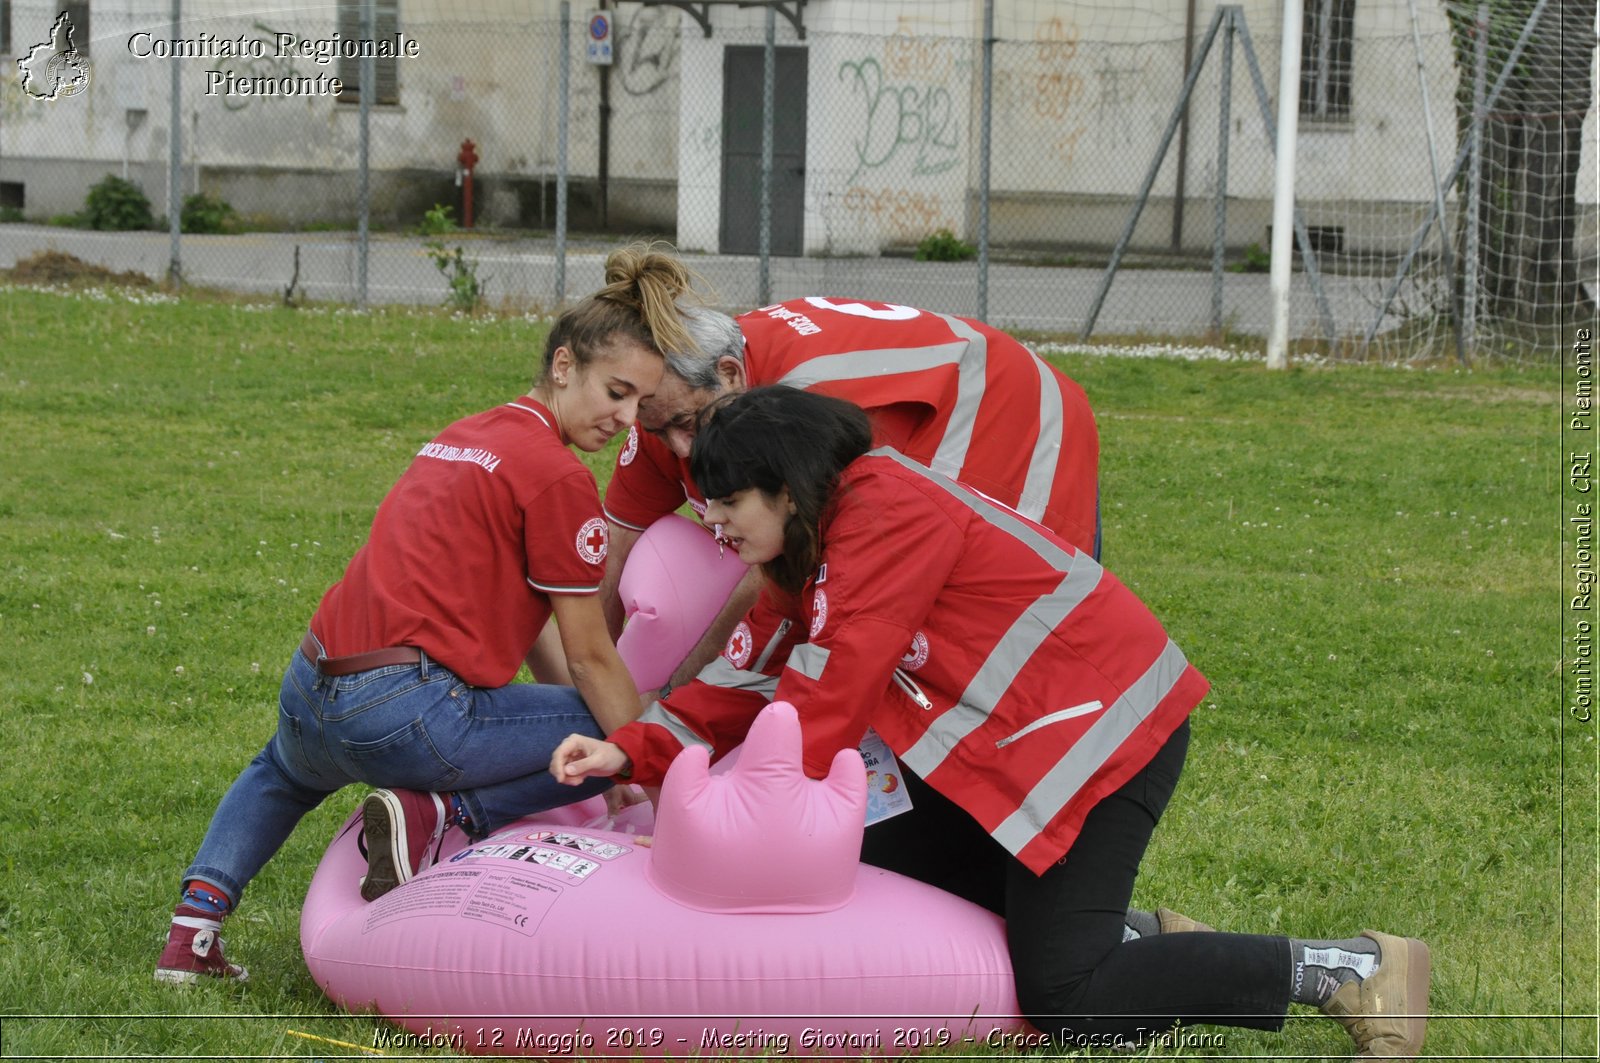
{"left": 182, "top": 645, "right": 610, "bottom": 905}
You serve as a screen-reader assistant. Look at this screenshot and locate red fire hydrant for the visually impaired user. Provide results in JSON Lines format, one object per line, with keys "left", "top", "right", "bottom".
{"left": 457, "top": 138, "right": 479, "bottom": 229}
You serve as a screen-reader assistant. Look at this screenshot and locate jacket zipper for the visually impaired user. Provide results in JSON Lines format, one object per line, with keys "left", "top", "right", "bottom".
{"left": 994, "top": 701, "right": 1105, "bottom": 748}
{"left": 893, "top": 668, "right": 933, "bottom": 710}
{"left": 751, "top": 619, "right": 793, "bottom": 672}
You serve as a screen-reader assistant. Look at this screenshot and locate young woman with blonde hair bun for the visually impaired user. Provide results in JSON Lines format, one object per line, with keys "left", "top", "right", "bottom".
{"left": 156, "top": 243, "right": 695, "bottom": 984}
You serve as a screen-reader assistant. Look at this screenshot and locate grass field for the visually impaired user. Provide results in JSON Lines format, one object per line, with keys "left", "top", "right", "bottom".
{"left": 0, "top": 282, "right": 1588, "bottom": 1060}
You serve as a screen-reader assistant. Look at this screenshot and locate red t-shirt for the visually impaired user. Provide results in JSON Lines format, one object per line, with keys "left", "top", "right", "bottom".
{"left": 604, "top": 297, "right": 1099, "bottom": 553}
{"left": 310, "top": 398, "right": 609, "bottom": 687}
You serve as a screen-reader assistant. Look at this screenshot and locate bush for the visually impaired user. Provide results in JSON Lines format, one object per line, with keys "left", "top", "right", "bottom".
{"left": 915, "top": 227, "right": 976, "bottom": 262}
{"left": 419, "top": 205, "right": 487, "bottom": 311}
{"left": 84, "top": 175, "right": 154, "bottom": 231}
{"left": 417, "top": 202, "right": 457, "bottom": 237}
{"left": 181, "top": 192, "right": 237, "bottom": 234}
{"left": 0, "top": 206, "right": 23, "bottom": 224}
{"left": 1231, "top": 242, "right": 1271, "bottom": 274}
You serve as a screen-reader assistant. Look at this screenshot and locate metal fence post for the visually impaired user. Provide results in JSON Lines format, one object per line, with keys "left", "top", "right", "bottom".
{"left": 556, "top": 1, "right": 570, "bottom": 304}
{"left": 1266, "top": 0, "right": 1303, "bottom": 370}
{"left": 1211, "top": 10, "right": 1234, "bottom": 335}
{"left": 758, "top": 4, "right": 775, "bottom": 307}
{"left": 1234, "top": 14, "right": 1337, "bottom": 344}
{"left": 357, "top": 0, "right": 374, "bottom": 308}
{"left": 167, "top": 0, "right": 182, "bottom": 286}
{"left": 976, "top": 0, "right": 994, "bottom": 322}
{"left": 1463, "top": 2, "right": 1488, "bottom": 356}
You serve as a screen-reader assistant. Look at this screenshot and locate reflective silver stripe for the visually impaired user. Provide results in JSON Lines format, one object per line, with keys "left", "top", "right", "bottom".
{"left": 928, "top": 314, "right": 988, "bottom": 483}
{"left": 638, "top": 700, "right": 715, "bottom": 755}
{"left": 775, "top": 341, "right": 967, "bottom": 392}
{"left": 527, "top": 578, "right": 602, "bottom": 594}
{"left": 990, "top": 639, "right": 1192, "bottom": 857}
{"left": 868, "top": 447, "right": 1074, "bottom": 571}
{"left": 899, "top": 558, "right": 1104, "bottom": 776}
{"left": 785, "top": 642, "right": 830, "bottom": 682}
{"left": 750, "top": 618, "right": 793, "bottom": 672}
{"left": 601, "top": 506, "right": 650, "bottom": 533}
{"left": 695, "top": 655, "right": 781, "bottom": 699}
{"left": 1016, "top": 353, "right": 1065, "bottom": 522}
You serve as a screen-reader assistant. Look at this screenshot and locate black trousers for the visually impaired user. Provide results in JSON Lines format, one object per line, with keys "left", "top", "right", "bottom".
{"left": 859, "top": 721, "right": 1293, "bottom": 1043}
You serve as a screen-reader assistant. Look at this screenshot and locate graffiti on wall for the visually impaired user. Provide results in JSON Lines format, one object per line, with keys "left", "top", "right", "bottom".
{"left": 1030, "top": 17, "right": 1086, "bottom": 166}
{"left": 837, "top": 56, "right": 961, "bottom": 187}
{"left": 838, "top": 184, "right": 953, "bottom": 243}
{"left": 883, "top": 16, "right": 961, "bottom": 82}
{"left": 683, "top": 117, "right": 719, "bottom": 180}
{"left": 618, "top": 6, "right": 680, "bottom": 98}
{"left": 212, "top": 22, "right": 304, "bottom": 112}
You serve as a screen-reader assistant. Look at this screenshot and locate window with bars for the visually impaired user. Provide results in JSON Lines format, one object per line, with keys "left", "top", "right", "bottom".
{"left": 336, "top": 0, "right": 400, "bottom": 106}
{"left": 1300, "top": 0, "right": 1354, "bottom": 122}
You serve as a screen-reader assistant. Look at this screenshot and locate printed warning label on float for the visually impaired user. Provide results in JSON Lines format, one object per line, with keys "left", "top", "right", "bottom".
{"left": 504, "top": 829, "right": 631, "bottom": 860}
{"left": 447, "top": 841, "right": 607, "bottom": 881}
{"left": 461, "top": 869, "right": 561, "bottom": 937}
{"left": 362, "top": 868, "right": 481, "bottom": 934}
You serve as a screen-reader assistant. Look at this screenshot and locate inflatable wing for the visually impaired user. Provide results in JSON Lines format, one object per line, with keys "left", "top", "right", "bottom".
{"left": 615, "top": 514, "right": 748, "bottom": 690}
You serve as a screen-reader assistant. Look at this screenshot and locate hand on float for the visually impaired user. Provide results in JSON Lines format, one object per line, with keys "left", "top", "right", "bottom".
{"left": 604, "top": 784, "right": 650, "bottom": 817}
{"left": 551, "top": 734, "right": 631, "bottom": 784}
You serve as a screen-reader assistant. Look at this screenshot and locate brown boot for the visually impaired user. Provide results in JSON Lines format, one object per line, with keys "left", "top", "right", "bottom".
{"left": 1156, "top": 908, "right": 1215, "bottom": 934}
{"left": 1321, "top": 931, "right": 1430, "bottom": 1058}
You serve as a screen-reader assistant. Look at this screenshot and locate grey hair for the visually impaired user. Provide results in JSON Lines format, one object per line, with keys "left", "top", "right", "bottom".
{"left": 662, "top": 304, "right": 744, "bottom": 390}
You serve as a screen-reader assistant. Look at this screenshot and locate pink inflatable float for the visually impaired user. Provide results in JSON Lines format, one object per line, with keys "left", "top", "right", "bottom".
{"left": 301, "top": 704, "right": 1022, "bottom": 1056}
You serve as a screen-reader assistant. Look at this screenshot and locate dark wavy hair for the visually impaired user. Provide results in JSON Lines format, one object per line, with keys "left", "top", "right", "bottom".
{"left": 690, "top": 386, "right": 873, "bottom": 593}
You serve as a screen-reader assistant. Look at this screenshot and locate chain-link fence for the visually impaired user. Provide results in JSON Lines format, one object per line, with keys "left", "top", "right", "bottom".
{"left": 1, "top": 0, "right": 1594, "bottom": 359}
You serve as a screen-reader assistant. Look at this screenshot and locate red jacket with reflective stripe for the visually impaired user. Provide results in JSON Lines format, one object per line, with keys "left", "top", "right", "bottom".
{"left": 608, "top": 452, "right": 1207, "bottom": 874}
{"left": 604, "top": 297, "right": 1100, "bottom": 554}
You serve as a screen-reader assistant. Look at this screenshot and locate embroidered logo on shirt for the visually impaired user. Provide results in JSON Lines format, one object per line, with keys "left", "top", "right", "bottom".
{"left": 809, "top": 589, "right": 828, "bottom": 638}
{"left": 575, "top": 517, "right": 609, "bottom": 565}
{"left": 725, "top": 620, "right": 753, "bottom": 668}
{"left": 619, "top": 425, "right": 639, "bottom": 466}
{"left": 900, "top": 630, "right": 930, "bottom": 672}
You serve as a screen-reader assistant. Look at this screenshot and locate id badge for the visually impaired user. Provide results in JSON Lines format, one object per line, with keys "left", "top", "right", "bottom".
{"left": 858, "top": 727, "right": 914, "bottom": 826}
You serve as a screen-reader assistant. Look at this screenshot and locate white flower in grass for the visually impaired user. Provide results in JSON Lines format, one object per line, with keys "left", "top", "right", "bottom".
{"left": 174, "top": 665, "right": 186, "bottom": 676}
{"left": 82, "top": 672, "right": 93, "bottom": 685}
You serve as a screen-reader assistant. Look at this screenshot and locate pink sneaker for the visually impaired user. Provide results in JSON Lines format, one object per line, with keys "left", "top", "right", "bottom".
{"left": 153, "top": 904, "right": 248, "bottom": 984}
{"left": 360, "top": 788, "right": 448, "bottom": 901}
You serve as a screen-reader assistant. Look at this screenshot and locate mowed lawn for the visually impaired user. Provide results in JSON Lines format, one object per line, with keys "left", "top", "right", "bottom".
{"left": 0, "top": 284, "right": 1582, "bottom": 1060}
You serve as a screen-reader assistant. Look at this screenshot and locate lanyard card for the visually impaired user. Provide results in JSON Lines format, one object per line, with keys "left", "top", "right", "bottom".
{"left": 858, "top": 727, "right": 914, "bottom": 826}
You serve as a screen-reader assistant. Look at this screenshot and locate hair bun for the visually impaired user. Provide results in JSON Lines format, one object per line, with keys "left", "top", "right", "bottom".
{"left": 600, "top": 242, "right": 701, "bottom": 356}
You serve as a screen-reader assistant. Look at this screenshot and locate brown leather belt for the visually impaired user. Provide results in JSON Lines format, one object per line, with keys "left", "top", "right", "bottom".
{"left": 299, "top": 633, "right": 422, "bottom": 676}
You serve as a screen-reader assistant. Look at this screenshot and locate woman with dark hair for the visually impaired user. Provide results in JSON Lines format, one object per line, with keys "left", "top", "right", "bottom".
{"left": 553, "top": 385, "right": 1430, "bottom": 1058}
{"left": 156, "top": 244, "right": 697, "bottom": 985}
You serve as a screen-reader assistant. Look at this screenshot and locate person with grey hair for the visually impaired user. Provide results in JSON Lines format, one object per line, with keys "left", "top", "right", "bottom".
{"left": 598, "top": 296, "right": 1100, "bottom": 703}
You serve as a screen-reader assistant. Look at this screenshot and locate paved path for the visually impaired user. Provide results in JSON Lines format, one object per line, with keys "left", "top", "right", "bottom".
{"left": 2, "top": 223, "right": 1406, "bottom": 340}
